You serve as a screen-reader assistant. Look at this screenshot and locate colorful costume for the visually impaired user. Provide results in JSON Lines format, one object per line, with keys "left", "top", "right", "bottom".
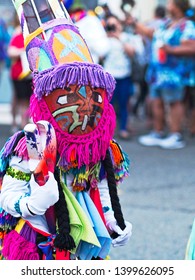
{"left": 0, "top": 0, "right": 132, "bottom": 260}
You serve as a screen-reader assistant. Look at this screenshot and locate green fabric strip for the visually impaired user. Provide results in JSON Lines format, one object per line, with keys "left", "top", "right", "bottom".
{"left": 61, "top": 182, "right": 100, "bottom": 254}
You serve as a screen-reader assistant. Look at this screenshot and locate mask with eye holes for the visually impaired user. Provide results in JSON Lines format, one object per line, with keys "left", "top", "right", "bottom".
{"left": 43, "top": 85, "right": 105, "bottom": 135}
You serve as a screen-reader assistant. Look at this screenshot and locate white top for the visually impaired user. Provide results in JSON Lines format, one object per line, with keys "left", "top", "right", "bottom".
{"left": 103, "top": 32, "right": 132, "bottom": 79}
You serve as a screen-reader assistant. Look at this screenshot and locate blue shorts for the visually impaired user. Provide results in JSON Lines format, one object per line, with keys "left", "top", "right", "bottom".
{"left": 149, "top": 85, "right": 185, "bottom": 103}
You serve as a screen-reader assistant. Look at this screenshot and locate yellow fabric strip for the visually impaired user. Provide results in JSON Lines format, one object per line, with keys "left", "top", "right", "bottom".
{"left": 18, "top": 71, "right": 31, "bottom": 80}
{"left": 25, "top": 27, "right": 44, "bottom": 48}
{"left": 15, "top": 218, "right": 26, "bottom": 233}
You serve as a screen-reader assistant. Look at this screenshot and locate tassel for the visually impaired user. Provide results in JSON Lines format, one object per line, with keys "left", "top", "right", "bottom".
{"left": 54, "top": 233, "right": 75, "bottom": 251}
{"left": 109, "top": 140, "right": 124, "bottom": 166}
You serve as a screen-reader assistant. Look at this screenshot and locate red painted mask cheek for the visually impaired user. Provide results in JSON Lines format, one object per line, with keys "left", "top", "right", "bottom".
{"left": 43, "top": 86, "right": 106, "bottom": 135}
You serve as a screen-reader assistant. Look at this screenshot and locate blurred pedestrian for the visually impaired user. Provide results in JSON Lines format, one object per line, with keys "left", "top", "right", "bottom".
{"left": 132, "top": 5, "right": 167, "bottom": 119}
{"left": 0, "top": 18, "right": 10, "bottom": 82}
{"left": 133, "top": 0, "right": 195, "bottom": 149}
{"left": 97, "top": 1, "right": 113, "bottom": 26}
{"left": 7, "top": 14, "right": 32, "bottom": 132}
{"left": 103, "top": 15, "right": 135, "bottom": 140}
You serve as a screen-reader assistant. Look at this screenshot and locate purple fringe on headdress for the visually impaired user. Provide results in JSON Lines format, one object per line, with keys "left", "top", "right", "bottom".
{"left": 2, "top": 230, "right": 39, "bottom": 260}
{"left": 30, "top": 95, "right": 116, "bottom": 169}
{"left": 1, "top": 131, "right": 23, "bottom": 159}
{"left": 33, "top": 62, "right": 116, "bottom": 102}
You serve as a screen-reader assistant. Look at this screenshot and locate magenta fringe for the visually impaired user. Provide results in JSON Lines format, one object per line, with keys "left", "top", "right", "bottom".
{"left": 33, "top": 62, "right": 116, "bottom": 102}
{"left": 2, "top": 230, "right": 39, "bottom": 260}
{"left": 14, "top": 137, "right": 29, "bottom": 160}
{"left": 30, "top": 94, "right": 116, "bottom": 169}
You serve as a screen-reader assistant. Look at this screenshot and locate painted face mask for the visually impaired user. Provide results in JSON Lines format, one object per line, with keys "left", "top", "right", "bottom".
{"left": 43, "top": 85, "right": 105, "bottom": 135}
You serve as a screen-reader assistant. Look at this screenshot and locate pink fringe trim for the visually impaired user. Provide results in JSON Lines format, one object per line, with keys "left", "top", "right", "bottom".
{"left": 30, "top": 94, "right": 116, "bottom": 169}
{"left": 2, "top": 230, "right": 39, "bottom": 260}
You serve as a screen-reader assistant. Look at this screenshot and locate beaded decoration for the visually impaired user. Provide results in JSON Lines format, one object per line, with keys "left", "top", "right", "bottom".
{"left": 14, "top": 193, "right": 30, "bottom": 216}
{"left": 6, "top": 167, "right": 31, "bottom": 182}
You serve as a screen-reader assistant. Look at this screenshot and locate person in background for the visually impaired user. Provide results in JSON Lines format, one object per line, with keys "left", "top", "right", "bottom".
{"left": 98, "top": 2, "right": 113, "bottom": 29}
{"left": 132, "top": 0, "right": 195, "bottom": 149}
{"left": 132, "top": 5, "right": 166, "bottom": 119}
{"left": 103, "top": 15, "right": 135, "bottom": 140}
{"left": 0, "top": 18, "right": 10, "bottom": 82}
{"left": 7, "top": 14, "right": 32, "bottom": 132}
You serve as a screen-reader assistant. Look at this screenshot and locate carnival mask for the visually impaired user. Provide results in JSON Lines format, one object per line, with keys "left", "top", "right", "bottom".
{"left": 43, "top": 85, "right": 105, "bottom": 135}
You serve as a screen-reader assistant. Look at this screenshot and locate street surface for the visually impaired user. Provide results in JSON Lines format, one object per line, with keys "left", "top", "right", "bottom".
{"left": 109, "top": 126, "right": 195, "bottom": 260}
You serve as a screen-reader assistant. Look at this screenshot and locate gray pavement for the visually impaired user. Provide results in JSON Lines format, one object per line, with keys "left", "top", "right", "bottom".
{"left": 0, "top": 68, "right": 13, "bottom": 104}
{"left": 109, "top": 125, "right": 195, "bottom": 260}
{"left": 0, "top": 119, "right": 195, "bottom": 260}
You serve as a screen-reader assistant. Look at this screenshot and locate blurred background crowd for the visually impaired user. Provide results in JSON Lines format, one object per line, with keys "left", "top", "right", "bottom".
{"left": 0, "top": 0, "right": 195, "bottom": 150}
